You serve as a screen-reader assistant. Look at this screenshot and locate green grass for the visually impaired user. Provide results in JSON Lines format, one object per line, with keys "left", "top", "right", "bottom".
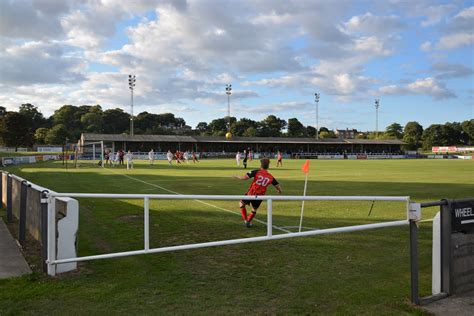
{"left": 1, "top": 159, "right": 473, "bottom": 315}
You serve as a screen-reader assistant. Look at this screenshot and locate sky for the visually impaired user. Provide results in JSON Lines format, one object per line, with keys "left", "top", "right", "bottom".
{"left": 0, "top": 0, "right": 473, "bottom": 132}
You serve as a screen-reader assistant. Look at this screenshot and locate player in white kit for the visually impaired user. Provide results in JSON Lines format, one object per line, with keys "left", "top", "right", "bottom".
{"left": 148, "top": 149, "right": 155, "bottom": 165}
{"left": 236, "top": 151, "right": 241, "bottom": 166}
{"left": 166, "top": 150, "right": 173, "bottom": 165}
{"left": 126, "top": 150, "right": 134, "bottom": 169}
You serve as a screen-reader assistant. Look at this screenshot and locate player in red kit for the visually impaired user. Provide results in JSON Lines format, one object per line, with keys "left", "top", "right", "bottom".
{"left": 233, "top": 158, "right": 282, "bottom": 227}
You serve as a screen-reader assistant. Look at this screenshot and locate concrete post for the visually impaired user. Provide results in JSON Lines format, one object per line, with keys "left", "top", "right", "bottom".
{"left": 440, "top": 199, "right": 452, "bottom": 295}
{"left": 6, "top": 173, "right": 12, "bottom": 222}
{"left": 19, "top": 180, "right": 29, "bottom": 245}
{"left": 410, "top": 219, "right": 419, "bottom": 305}
{"left": 40, "top": 190, "right": 49, "bottom": 273}
{"left": 0, "top": 171, "right": 3, "bottom": 208}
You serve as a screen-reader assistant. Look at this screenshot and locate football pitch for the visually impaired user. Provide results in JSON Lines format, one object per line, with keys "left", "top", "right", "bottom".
{"left": 1, "top": 159, "right": 473, "bottom": 314}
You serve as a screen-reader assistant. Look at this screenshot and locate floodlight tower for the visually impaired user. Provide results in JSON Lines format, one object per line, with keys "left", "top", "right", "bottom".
{"left": 375, "top": 98, "right": 380, "bottom": 139}
{"left": 225, "top": 84, "right": 232, "bottom": 131}
{"left": 315, "top": 92, "right": 320, "bottom": 140}
{"left": 128, "top": 74, "right": 136, "bottom": 136}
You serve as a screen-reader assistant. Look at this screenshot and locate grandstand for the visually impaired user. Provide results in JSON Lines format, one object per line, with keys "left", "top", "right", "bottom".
{"left": 79, "top": 133, "right": 405, "bottom": 157}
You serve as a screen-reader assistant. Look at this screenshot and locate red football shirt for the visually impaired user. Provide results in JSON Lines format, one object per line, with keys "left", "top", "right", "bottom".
{"left": 246, "top": 169, "right": 279, "bottom": 196}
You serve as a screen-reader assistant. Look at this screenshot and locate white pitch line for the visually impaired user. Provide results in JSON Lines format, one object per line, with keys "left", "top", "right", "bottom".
{"left": 108, "top": 169, "right": 291, "bottom": 233}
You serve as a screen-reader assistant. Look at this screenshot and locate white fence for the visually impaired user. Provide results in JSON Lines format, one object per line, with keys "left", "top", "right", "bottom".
{"left": 44, "top": 193, "right": 419, "bottom": 276}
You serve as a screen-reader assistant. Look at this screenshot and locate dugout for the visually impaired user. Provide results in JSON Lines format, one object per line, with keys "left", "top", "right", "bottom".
{"left": 79, "top": 133, "right": 405, "bottom": 154}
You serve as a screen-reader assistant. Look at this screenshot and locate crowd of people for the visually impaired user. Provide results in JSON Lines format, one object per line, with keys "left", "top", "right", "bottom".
{"left": 97, "top": 148, "right": 287, "bottom": 171}
{"left": 99, "top": 149, "right": 201, "bottom": 168}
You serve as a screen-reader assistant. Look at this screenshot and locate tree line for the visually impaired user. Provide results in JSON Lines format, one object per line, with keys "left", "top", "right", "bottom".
{"left": 0, "top": 103, "right": 472, "bottom": 150}
{"left": 0, "top": 104, "right": 186, "bottom": 147}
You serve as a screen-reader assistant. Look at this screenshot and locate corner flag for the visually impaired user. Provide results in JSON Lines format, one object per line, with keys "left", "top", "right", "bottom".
{"left": 299, "top": 160, "right": 311, "bottom": 232}
{"left": 301, "top": 160, "right": 310, "bottom": 173}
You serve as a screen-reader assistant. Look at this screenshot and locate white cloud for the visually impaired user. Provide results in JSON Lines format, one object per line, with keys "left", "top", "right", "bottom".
{"left": 379, "top": 77, "right": 455, "bottom": 100}
{"left": 0, "top": 0, "right": 73, "bottom": 39}
{"left": 420, "top": 4, "right": 457, "bottom": 27}
{"left": 353, "top": 36, "right": 392, "bottom": 56}
{"left": 241, "top": 101, "right": 311, "bottom": 114}
{"left": 437, "top": 33, "right": 474, "bottom": 50}
{"left": 420, "top": 41, "right": 432, "bottom": 52}
{"left": 0, "top": 41, "right": 85, "bottom": 85}
{"left": 431, "top": 62, "right": 474, "bottom": 79}
{"left": 430, "top": 6, "right": 474, "bottom": 50}
{"left": 344, "top": 12, "right": 405, "bottom": 35}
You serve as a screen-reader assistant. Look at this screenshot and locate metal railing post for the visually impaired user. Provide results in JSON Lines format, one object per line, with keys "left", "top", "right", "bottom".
{"left": 440, "top": 199, "right": 452, "bottom": 295}
{"left": 0, "top": 171, "right": 3, "bottom": 208}
{"left": 267, "top": 199, "right": 272, "bottom": 237}
{"left": 47, "top": 196, "right": 56, "bottom": 276}
{"left": 144, "top": 197, "right": 149, "bottom": 251}
{"left": 40, "top": 190, "right": 49, "bottom": 273}
{"left": 410, "top": 219, "right": 419, "bottom": 305}
{"left": 19, "top": 180, "right": 29, "bottom": 246}
{"left": 6, "top": 173, "right": 12, "bottom": 222}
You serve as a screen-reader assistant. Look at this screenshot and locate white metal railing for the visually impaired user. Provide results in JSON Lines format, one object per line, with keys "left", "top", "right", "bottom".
{"left": 45, "top": 193, "right": 412, "bottom": 276}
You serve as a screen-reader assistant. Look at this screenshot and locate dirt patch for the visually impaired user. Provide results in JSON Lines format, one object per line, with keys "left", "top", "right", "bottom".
{"left": 118, "top": 214, "right": 144, "bottom": 222}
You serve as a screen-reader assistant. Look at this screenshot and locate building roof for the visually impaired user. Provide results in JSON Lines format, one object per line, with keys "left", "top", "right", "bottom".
{"left": 82, "top": 133, "right": 405, "bottom": 145}
{"left": 81, "top": 133, "right": 195, "bottom": 142}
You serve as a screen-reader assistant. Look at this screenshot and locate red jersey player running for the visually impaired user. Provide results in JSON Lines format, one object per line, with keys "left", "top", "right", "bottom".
{"left": 233, "top": 158, "right": 282, "bottom": 227}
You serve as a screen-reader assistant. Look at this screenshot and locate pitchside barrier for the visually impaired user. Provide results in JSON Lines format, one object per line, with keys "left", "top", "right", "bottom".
{"left": 416, "top": 198, "right": 474, "bottom": 305}
{"left": 0, "top": 171, "right": 79, "bottom": 274}
{"left": 42, "top": 193, "right": 418, "bottom": 284}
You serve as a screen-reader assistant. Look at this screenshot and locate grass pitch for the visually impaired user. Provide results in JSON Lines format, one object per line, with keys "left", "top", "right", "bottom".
{"left": 0, "top": 159, "right": 473, "bottom": 315}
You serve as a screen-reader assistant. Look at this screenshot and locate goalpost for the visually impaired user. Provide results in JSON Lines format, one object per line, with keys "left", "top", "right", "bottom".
{"left": 74, "top": 141, "right": 104, "bottom": 168}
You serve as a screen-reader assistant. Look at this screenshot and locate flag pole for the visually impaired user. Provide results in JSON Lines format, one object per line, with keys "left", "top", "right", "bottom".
{"left": 299, "top": 171, "right": 309, "bottom": 232}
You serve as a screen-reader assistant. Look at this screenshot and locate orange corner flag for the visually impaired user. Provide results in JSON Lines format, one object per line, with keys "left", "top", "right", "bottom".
{"left": 301, "top": 160, "right": 310, "bottom": 174}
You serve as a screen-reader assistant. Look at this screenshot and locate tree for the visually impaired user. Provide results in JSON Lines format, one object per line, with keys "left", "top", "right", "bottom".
{"left": 355, "top": 133, "right": 367, "bottom": 139}
{"left": 135, "top": 112, "right": 159, "bottom": 134}
{"left": 461, "top": 119, "right": 474, "bottom": 145}
{"left": 444, "top": 122, "right": 466, "bottom": 145}
{"left": 19, "top": 103, "right": 46, "bottom": 131}
{"left": 287, "top": 118, "right": 306, "bottom": 137}
{"left": 403, "top": 121, "right": 423, "bottom": 150}
{"left": 208, "top": 117, "right": 236, "bottom": 136}
{"left": 81, "top": 112, "right": 104, "bottom": 133}
{"left": 103, "top": 108, "right": 130, "bottom": 134}
{"left": 319, "top": 130, "right": 337, "bottom": 139}
{"left": 196, "top": 122, "right": 209, "bottom": 134}
{"left": 306, "top": 126, "right": 316, "bottom": 137}
{"left": 422, "top": 124, "right": 445, "bottom": 149}
{"left": 259, "top": 115, "right": 286, "bottom": 137}
{"left": 243, "top": 127, "right": 257, "bottom": 137}
{"left": 232, "top": 118, "right": 259, "bottom": 136}
{"left": 45, "top": 124, "right": 69, "bottom": 145}
{"left": 34, "top": 128, "right": 49, "bottom": 144}
{"left": 385, "top": 122, "right": 403, "bottom": 139}
{"left": 0, "top": 112, "right": 34, "bottom": 147}
{"left": 51, "top": 105, "right": 83, "bottom": 139}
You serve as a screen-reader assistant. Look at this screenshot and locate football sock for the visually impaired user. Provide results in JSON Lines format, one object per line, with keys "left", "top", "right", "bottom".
{"left": 240, "top": 207, "right": 248, "bottom": 221}
{"left": 247, "top": 211, "right": 256, "bottom": 222}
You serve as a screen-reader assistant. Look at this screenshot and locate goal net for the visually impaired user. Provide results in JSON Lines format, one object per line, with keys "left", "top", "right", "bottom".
{"left": 74, "top": 141, "right": 104, "bottom": 168}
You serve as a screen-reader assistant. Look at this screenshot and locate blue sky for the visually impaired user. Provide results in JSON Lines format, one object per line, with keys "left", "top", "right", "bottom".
{"left": 0, "top": 0, "right": 472, "bottom": 132}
